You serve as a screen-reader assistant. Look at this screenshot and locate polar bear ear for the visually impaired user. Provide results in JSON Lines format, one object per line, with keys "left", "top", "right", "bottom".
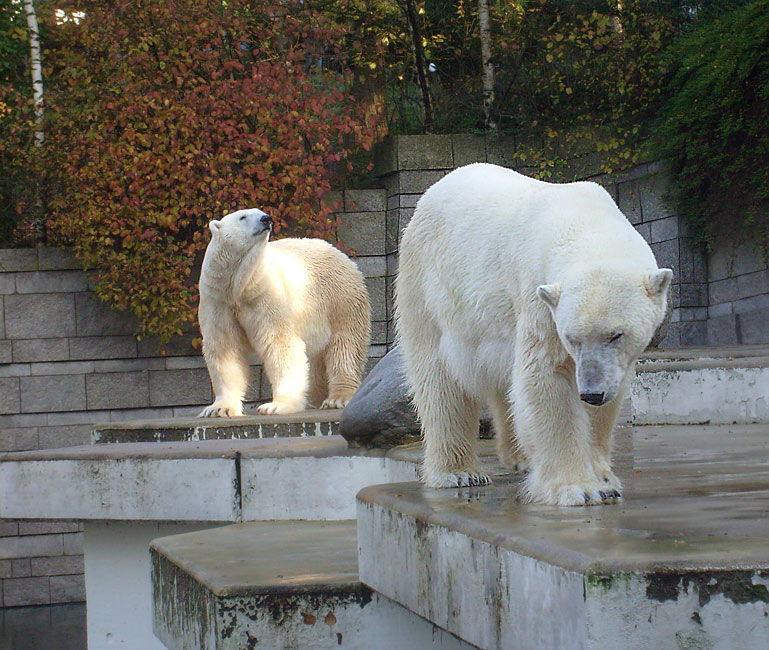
{"left": 209, "top": 220, "right": 222, "bottom": 237}
{"left": 536, "top": 284, "right": 561, "bottom": 311}
{"left": 646, "top": 268, "right": 673, "bottom": 297}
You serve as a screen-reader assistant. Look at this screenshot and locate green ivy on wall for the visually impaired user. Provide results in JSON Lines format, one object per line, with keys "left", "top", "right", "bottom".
{"left": 653, "top": 0, "right": 769, "bottom": 251}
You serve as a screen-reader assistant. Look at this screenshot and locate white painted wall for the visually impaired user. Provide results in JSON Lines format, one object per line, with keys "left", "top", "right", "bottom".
{"left": 631, "top": 366, "right": 769, "bottom": 424}
{"left": 85, "top": 522, "right": 218, "bottom": 650}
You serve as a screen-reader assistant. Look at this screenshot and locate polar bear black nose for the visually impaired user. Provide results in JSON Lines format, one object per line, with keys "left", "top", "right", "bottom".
{"left": 260, "top": 214, "right": 273, "bottom": 228}
{"left": 580, "top": 392, "right": 605, "bottom": 406}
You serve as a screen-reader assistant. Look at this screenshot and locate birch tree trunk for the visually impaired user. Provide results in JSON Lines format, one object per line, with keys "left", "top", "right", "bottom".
{"left": 478, "top": 0, "right": 496, "bottom": 130}
{"left": 23, "top": 0, "right": 44, "bottom": 146}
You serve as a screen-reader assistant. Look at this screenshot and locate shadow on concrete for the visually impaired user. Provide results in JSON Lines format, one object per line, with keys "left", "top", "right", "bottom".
{"left": 0, "top": 604, "right": 86, "bottom": 650}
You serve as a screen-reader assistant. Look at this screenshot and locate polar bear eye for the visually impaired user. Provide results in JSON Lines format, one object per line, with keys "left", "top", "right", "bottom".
{"left": 608, "top": 331, "right": 623, "bottom": 343}
{"left": 239, "top": 215, "right": 247, "bottom": 221}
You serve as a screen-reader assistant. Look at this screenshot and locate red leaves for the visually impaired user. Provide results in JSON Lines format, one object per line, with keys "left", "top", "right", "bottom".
{"left": 22, "top": 0, "right": 383, "bottom": 342}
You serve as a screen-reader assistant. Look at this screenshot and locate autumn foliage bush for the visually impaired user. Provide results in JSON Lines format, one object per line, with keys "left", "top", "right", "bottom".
{"left": 3, "top": 0, "right": 380, "bottom": 341}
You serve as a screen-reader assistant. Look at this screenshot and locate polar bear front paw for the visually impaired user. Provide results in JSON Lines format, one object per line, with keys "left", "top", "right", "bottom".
{"left": 256, "top": 401, "right": 304, "bottom": 415}
{"left": 423, "top": 469, "right": 492, "bottom": 488}
{"left": 198, "top": 403, "right": 244, "bottom": 418}
{"left": 525, "top": 475, "right": 621, "bottom": 506}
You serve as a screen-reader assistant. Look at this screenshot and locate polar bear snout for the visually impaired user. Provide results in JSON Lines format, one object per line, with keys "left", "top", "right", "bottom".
{"left": 254, "top": 213, "right": 272, "bottom": 235}
{"left": 575, "top": 351, "right": 623, "bottom": 406}
{"left": 580, "top": 391, "right": 606, "bottom": 406}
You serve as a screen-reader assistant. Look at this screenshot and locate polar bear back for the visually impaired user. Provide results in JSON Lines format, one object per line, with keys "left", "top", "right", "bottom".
{"left": 245, "top": 238, "right": 368, "bottom": 354}
{"left": 409, "top": 163, "right": 655, "bottom": 275}
{"left": 401, "top": 163, "right": 657, "bottom": 321}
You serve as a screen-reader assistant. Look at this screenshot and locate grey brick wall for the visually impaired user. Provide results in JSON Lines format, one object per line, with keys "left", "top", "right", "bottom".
{"left": 706, "top": 241, "right": 769, "bottom": 345}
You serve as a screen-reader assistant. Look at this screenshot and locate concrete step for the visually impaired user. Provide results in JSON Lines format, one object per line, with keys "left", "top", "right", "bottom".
{"left": 357, "top": 423, "right": 769, "bottom": 650}
{"left": 632, "top": 345, "right": 769, "bottom": 425}
{"left": 92, "top": 409, "right": 343, "bottom": 444}
{"left": 151, "top": 521, "right": 474, "bottom": 650}
{"left": 0, "top": 436, "right": 418, "bottom": 522}
{"left": 0, "top": 436, "right": 421, "bottom": 649}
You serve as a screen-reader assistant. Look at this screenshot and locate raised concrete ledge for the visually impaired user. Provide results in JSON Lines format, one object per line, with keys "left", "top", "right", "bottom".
{"left": 638, "top": 344, "right": 769, "bottom": 372}
{"left": 632, "top": 346, "right": 769, "bottom": 425}
{"left": 151, "top": 521, "right": 473, "bottom": 650}
{"left": 91, "top": 408, "right": 343, "bottom": 444}
{"left": 0, "top": 436, "right": 329, "bottom": 462}
{"left": 357, "top": 424, "right": 769, "bottom": 650}
{"left": 0, "top": 436, "right": 419, "bottom": 523}
{"left": 152, "top": 521, "right": 361, "bottom": 598}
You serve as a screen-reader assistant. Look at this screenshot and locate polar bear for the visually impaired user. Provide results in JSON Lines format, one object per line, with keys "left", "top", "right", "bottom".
{"left": 395, "top": 163, "right": 672, "bottom": 506}
{"left": 198, "top": 208, "right": 370, "bottom": 417}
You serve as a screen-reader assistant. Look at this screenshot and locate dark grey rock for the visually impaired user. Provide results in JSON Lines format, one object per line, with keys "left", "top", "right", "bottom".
{"left": 340, "top": 346, "right": 493, "bottom": 448}
{"left": 340, "top": 346, "right": 420, "bottom": 448}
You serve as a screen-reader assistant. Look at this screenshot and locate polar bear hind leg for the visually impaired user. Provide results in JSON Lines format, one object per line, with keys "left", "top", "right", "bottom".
{"left": 399, "top": 314, "right": 489, "bottom": 486}
{"left": 321, "top": 331, "right": 367, "bottom": 410}
{"left": 306, "top": 355, "right": 328, "bottom": 409}
{"left": 415, "top": 359, "right": 490, "bottom": 487}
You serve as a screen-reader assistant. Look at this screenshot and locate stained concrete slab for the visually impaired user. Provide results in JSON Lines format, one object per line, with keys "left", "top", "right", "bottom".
{"left": 0, "top": 436, "right": 419, "bottom": 522}
{"left": 151, "top": 521, "right": 474, "bottom": 650}
{"left": 91, "top": 409, "right": 342, "bottom": 444}
{"left": 358, "top": 423, "right": 769, "bottom": 650}
{"left": 632, "top": 345, "right": 769, "bottom": 425}
{"left": 152, "top": 521, "right": 361, "bottom": 597}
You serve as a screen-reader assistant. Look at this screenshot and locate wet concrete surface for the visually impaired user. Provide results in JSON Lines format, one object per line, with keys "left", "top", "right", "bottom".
{"left": 361, "top": 423, "right": 769, "bottom": 573}
{"left": 151, "top": 520, "right": 360, "bottom": 597}
{"left": 0, "top": 604, "right": 86, "bottom": 650}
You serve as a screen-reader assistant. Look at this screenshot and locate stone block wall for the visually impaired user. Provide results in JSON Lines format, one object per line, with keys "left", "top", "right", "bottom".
{"left": 706, "top": 242, "right": 769, "bottom": 345}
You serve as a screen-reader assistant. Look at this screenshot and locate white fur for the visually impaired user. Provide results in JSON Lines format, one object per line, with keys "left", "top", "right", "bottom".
{"left": 395, "top": 164, "right": 671, "bottom": 506}
{"left": 198, "top": 208, "right": 370, "bottom": 417}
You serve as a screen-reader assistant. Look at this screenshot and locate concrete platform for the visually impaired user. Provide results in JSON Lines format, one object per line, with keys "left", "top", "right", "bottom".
{"left": 357, "top": 423, "right": 769, "bottom": 650}
{"left": 151, "top": 521, "right": 473, "bottom": 649}
{"left": 0, "top": 436, "right": 418, "bottom": 522}
{"left": 92, "top": 409, "right": 342, "bottom": 443}
{"left": 632, "top": 345, "right": 769, "bottom": 425}
{"left": 0, "top": 435, "right": 419, "bottom": 649}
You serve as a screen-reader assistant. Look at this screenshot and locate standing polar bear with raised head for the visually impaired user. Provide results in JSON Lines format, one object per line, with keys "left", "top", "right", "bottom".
{"left": 396, "top": 163, "right": 672, "bottom": 506}
{"left": 198, "top": 208, "right": 370, "bottom": 417}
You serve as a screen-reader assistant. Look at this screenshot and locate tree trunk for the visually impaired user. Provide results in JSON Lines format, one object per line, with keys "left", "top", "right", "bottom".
{"left": 399, "top": 0, "right": 434, "bottom": 132}
{"left": 23, "top": 0, "right": 44, "bottom": 147}
{"left": 478, "top": 0, "right": 496, "bottom": 130}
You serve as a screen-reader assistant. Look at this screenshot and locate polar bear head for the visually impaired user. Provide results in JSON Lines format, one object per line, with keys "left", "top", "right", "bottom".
{"left": 208, "top": 208, "right": 273, "bottom": 255}
{"left": 536, "top": 266, "right": 672, "bottom": 406}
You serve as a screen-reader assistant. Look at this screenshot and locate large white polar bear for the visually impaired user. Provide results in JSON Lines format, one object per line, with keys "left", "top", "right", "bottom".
{"left": 198, "top": 208, "right": 370, "bottom": 417}
{"left": 396, "top": 163, "right": 672, "bottom": 506}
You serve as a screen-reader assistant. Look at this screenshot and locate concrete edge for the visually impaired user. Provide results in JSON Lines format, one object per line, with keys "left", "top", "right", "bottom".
{"left": 355, "top": 483, "right": 769, "bottom": 576}
{"left": 93, "top": 409, "right": 345, "bottom": 432}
